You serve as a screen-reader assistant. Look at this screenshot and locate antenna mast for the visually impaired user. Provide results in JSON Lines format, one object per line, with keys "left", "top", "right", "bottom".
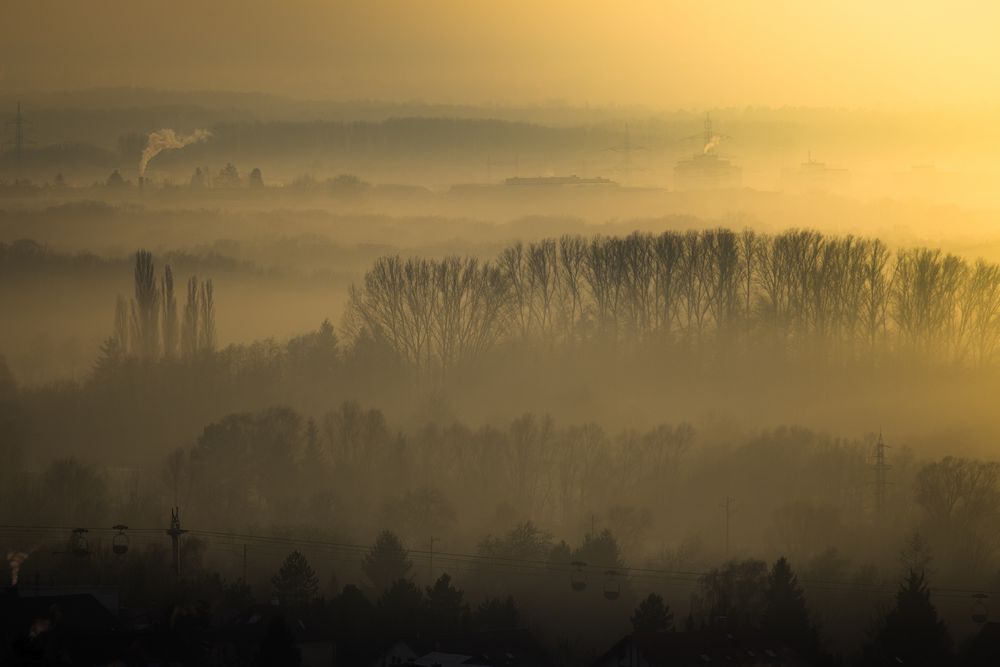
{"left": 873, "top": 433, "right": 890, "bottom": 523}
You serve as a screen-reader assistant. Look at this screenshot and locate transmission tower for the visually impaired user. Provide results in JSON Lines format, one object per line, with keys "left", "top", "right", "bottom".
{"left": 4, "top": 103, "right": 32, "bottom": 169}
{"left": 873, "top": 433, "right": 890, "bottom": 523}
{"left": 675, "top": 112, "right": 731, "bottom": 154}
{"left": 604, "top": 123, "right": 646, "bottom": 181}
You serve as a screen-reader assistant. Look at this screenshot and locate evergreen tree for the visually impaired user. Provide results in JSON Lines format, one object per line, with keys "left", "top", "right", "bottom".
{"left": 190, "top": 167, "right": 206, "bottom": 188}
{"left": 300, "top": 417, "right": 328, "bottom": 490}
{"left": 900, "top": 531, "right": 934, "bottom": 577}
{"left": 94, "top": 336, "right": 125, "bottom": 376}
{"left": 271, "top": 551, "right": 319, "bottom": 608}
{"left": 249, "top": 167, "right": 264, "bottom": 189}
{"left": 697, "top": 559, "right": 769, "bottom": 630}
{"left": 363, "top": 530, "right": 412, "bottom": 592}
{"left": 631, "top": 593, "right": 674, "bottom": 638}
{"left": 106, "top": 169, "right": 126, "bottom": 188}
{"left": 425, "top": 573, "right": 468, "bottom": 637}
{"left": 375, "top": 578, "right": 424, "bottom": 641}
{"left": 162, "top": 264, "right": 178, "bottom": 358}
{"left": 199, "top": 279, "right": 216, "bottom": 352}
{"left": 256, "top": 615, "right": 301, "bottom": 667}
{"left": 762, "top": 557, "right": 811, "bottom": 643}
{"left": 548, "top": 540, "right": 572, "bottom": 564}
{"left": 861, "top": 570, "right": 953, "bottom": 667}
{"left": 331, "top": 584, "right": 373, "bottom": 635}
{"left": 331, "top": 585, "right": 375, "bottom": 660}
{"left": 470, "top": 596, "right": 520, "bottom": 631}
{"left": 572, "top": 529, "right": 625, "bottom": 568}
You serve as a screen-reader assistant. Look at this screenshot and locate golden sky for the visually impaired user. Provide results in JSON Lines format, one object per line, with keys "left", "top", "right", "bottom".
{"left": 3, "top": 0, "right": 998, "bottom": 108}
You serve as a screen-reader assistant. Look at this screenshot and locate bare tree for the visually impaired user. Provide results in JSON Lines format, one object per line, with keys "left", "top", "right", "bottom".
{"left": 860, "top": 238, "right": 891, "bottom": 357}
{"left": 113, "top": 294, "right": 130, "bottom": 357}
{"left": 132, "top": 250, "right": 160, "bottom": 360}
{"left": 161, "top": 265, "right": 178, "bottom": 359}
{"left": 182, "top": 276, "right": 200, "bottom": 357}
{"left": 199, "top": 279, "right": 216, "bottom": 353}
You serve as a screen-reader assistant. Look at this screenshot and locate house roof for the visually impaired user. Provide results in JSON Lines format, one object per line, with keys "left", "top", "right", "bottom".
{"left": 2, "top": 591, "right": 119, "bottom": 636}
{"left": 378, "top": 628, "right": 553, "bottom": 667}
{"left": 596, "top": 631, "right": 811, "bottom": 667}
{"left": 415, "top": 650, "right": 489, "bottom": 665}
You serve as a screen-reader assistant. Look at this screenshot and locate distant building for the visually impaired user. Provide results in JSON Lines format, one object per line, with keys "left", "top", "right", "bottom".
{"left": 673, "top": 114, "right": 741, "bottom": 190}
{"left": 781, "top": 154, "right": 850, "bottom": 193}
{"left": 0, "top": 587, "right": 126, "bottom": 664}
{"left": 504, "top": 175, "right": 617, "bottom": 187}
{"left": 673, "top": 152, "right": 742, "bottom": 190}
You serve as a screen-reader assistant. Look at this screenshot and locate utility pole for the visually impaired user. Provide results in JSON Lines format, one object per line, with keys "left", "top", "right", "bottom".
{"left": 721, "top": 497, "right": 735, "bottom": 557}
{"left": 165, "top": 507, "right": 187, "bottom": 577}
{"left": 242, "top": 543, "right": 248, "bottom": 583}
{"left": 873, "top": 433, "right": 890, "bottom": 524}
{"left": 429, "top": 536, "right": 437, "bottom": 584}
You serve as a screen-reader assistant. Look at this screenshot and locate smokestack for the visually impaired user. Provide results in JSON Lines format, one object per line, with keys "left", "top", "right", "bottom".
{"left": 139, "top": 128, "right": 211, "bottom": 177}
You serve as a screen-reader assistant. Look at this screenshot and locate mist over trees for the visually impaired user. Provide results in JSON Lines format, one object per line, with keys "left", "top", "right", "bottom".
{"left": 6, "top": 231, "right": 1000, "bottom": 663}
{"left": 97, "top": 250, "right": 216, "bottom": 371}
{"left": 348, "top": 229, "right": 1000, "bottom": 377}
{"left": 11, "top": 2, "right": 1000, "bottom": 659}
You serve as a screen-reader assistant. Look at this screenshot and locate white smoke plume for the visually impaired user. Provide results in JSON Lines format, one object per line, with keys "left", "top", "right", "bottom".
{"left": 139, "top": 128, "right": 211, "bottom": 177}
{"left": 6, "top": 549, "right": 29, "bottom": 587}
{"left": 703, "top": 135, "right": 722, "bottom": 154}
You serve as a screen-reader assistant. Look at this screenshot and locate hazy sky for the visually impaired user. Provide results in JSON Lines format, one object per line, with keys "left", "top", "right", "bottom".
{"left": 3, "top": 0, "right": 998, "bottom": 109}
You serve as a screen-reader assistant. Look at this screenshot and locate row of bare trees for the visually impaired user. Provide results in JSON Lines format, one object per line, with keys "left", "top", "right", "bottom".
{"left": 103, "top": 250, "right": 216, "bottom": 364}
{"left": 347, "top": 229, "right": 1000, "bottom": 373}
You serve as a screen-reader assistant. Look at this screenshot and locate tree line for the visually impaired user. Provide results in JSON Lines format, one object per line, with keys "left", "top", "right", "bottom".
{"left": 348, "top": 229, "right": 1000, "bottom": 375}
{"left": 99, "top": 250, "right": 216, "bottom": 366}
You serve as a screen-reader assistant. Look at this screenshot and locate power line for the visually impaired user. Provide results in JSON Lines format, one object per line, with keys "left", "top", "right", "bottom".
{"left": 721, "top": 496, "right": 736, "bottom": 557}
{"left": 1, "top": 523, "right": 996, "bottom": 599}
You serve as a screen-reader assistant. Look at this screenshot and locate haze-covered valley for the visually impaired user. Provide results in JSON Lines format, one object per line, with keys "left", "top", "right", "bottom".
{"left": 5, "top": 4, "right": 1000, "bottom": 664}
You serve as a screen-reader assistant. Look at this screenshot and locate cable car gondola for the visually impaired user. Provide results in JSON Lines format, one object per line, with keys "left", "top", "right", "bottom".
{"left": 972, "top": 593, "right": 989, "bottom": 624}
{"left": 570, "top": 561, "right": 588, "bottom": 592}
{"left": 112, "top": 524, "right": 129, "bottom": 555}
{"left": 70, "top": 528, "right": 90, "bottom": 557}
